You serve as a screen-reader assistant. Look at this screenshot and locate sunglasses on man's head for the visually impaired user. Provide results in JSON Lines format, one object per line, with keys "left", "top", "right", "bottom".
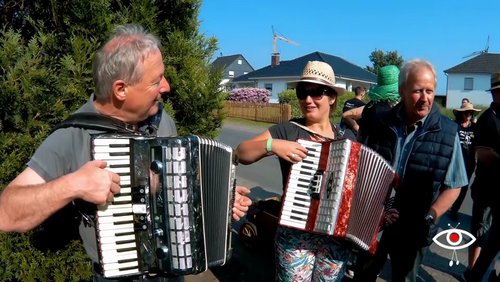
{"left": 296, "top": 86, "right": 329, "bottom": 100}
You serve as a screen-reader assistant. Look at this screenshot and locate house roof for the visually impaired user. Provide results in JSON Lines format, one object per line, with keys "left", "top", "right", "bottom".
{"left": 444, "top": 53, "right": 500, "bottom": 74}
{"left": 211, "top": 54, "right": 253, "bottom": 70}
{"left": 233, "top": 51, "right": 376, "bottom": 83}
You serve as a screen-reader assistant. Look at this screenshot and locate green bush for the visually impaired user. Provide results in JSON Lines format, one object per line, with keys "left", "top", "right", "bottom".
{"left": 278, "top": 89, "right": 301, "bottom": 118}
{"left": 334, "top": 90, "right": 356, "bottom": 123}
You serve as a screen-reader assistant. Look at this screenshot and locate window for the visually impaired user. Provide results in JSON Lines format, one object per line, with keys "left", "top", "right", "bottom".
{"left": 265, "top": 83, "right": 273, "bottom": 92}
{"left": 228, "top": 71, "right": 235, "bottom": 77}
{"left": 237, "top": 59, "right": 242, "bottom": 65}
{"left": 464, "top": 77, "right": 473, "bottom": 91}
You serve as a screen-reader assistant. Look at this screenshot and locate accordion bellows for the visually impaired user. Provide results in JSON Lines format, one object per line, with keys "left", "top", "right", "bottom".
{"left": 279, "top": 138, "right": 396, "bottom": 254}
{"left": 92, "top": 135, "right": 235, "bottom": 278}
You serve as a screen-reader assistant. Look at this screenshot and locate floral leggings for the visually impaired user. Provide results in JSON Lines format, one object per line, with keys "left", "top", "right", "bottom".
{"left": 275, "top": 226, "right": 352, "bottom": 282}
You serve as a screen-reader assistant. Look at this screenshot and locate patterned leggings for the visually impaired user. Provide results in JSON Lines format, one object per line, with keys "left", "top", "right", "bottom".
{"left": 275, "top": 226, "right": 352, "bottom": 282}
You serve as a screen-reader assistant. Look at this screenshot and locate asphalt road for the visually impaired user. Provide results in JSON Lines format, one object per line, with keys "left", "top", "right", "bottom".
{"left": 187, "top": 119, "right": 498, "bottom": 282}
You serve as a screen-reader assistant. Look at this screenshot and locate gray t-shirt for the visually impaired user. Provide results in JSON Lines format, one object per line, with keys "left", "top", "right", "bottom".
{"left": 28, "top": 95, "right": 177, "bottom": 263}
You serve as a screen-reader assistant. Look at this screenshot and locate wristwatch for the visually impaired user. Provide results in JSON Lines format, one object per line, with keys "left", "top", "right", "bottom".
{"left": 424, "top": 213, "right": 435, "bottom": 224}
{"left": 424, "top": 210, "right": 436, "bottom": 224}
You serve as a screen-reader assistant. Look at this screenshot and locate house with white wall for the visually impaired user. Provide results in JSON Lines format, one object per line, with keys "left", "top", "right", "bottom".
{"left": 211, "top": 54, "right": 254, "bottom": 92}
{"left": 232, "top": 51, "right": 377, "bottom": 103}
{"left": 444, "top": 53, "right": 500, "bottom": 109}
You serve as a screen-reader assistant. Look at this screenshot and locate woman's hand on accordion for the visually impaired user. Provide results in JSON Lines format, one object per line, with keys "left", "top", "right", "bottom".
{"left": 273, "top": 140, "right": 308, "bottom": 164}
{"left": 232, "top": 186, "right": 252, "bottom": 221}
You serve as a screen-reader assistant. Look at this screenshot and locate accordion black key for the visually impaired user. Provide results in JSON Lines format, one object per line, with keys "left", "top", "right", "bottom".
{"left": 91, "top": 134, "right": 236, "bottom": 278}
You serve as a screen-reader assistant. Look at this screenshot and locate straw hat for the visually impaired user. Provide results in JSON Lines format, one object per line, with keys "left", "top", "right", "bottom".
{"left": 290, "top": 61, "right": 345, "bottom": 95}
{"left": 487, "top": 72, "right": 500, "bottom": 91}
{"left": 453, "top": 102, "right": 481, "bottom": 115}
{"left": 368, "top": 65, "right": 400, "bottom": 102}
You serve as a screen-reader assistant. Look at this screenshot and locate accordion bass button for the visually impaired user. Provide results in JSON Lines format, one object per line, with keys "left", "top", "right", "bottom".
{"left": 156, "top": 245, "right": 169, "bottom": 259}
{"left": 134, "top": 223, "right": 147, "bottom": 231}
{"left": 154, "top": 229, "right": 164, "bottom": 236}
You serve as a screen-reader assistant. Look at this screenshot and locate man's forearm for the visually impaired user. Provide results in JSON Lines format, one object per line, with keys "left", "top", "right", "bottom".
{"left": 429, "top": 188, "right": 460, "bottom": 219}
{"left": 0, "top": 177, "right": 74, "bottom": 232}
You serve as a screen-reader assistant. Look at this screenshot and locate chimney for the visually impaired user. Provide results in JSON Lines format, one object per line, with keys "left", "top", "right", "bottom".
{"left": 271, "top": 53, "right": 280, "bottom": 67}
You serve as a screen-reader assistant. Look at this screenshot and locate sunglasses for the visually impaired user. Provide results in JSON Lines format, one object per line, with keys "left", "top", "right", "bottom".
{"left": 296, "top": 86, "right": 329, "bottom": 100}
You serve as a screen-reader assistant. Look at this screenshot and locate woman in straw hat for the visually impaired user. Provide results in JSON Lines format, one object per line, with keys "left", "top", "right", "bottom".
{"left": 236, "top": 61, "right": 356, "bottom": 281}
{"left": 342, "top": 65, "right": 400, "bottom": 143}
{"left": 448, "top": 102, "right": 481, "bottom": 221}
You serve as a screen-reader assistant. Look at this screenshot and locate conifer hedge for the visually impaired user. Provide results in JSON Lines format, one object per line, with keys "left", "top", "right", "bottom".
{"left": 0, "top": 0, "right": 224, "bottom": 280}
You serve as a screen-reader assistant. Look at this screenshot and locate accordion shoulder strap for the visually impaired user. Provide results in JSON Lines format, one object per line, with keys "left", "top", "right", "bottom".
{"left": 289, "top": 121, "right": 335, "bottom": 142}
{"left": 52, "top": 112, "right": 140, "bottom": 134}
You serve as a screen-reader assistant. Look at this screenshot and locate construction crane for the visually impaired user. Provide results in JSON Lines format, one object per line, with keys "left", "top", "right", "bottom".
{"left": 272, "top": 26, "right": 299, "bottom": 55}
{"left": 271, "top": 26, "right": 299, "bottom": 66}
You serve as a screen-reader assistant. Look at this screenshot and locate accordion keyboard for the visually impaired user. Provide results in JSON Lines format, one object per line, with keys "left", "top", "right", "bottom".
{"left": 279, "top": 139, "right": 323, "bottom": 229}
{"left": 93, "top": 137, "right": 141, "bottom": 277}
{"left": 91, "top": 135, "right": 235, "bottom": 278}
{"left": 278, "top": 138, "right": 396, "bottom": 254}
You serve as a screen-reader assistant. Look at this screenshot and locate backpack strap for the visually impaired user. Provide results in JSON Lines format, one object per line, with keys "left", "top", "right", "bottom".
{"left": 52, "top": 112, "right": 141, "bottom": 135}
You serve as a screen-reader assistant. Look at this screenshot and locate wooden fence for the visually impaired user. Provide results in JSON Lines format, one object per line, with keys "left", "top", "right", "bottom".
{"left": 224, "top": 101, "right": 291, "bottom": 124}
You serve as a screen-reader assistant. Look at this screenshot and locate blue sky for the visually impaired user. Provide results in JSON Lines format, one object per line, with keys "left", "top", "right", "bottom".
{"left": 199, "top": 0, "right": 499, "bottom": 95}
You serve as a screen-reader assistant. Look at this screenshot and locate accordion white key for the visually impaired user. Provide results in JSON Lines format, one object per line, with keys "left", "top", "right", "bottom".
{"left": 279, "top": 138, "right": 396, "bottom": 254}
{"left": 91, "top": 134, "right": 236, "bottom": 278}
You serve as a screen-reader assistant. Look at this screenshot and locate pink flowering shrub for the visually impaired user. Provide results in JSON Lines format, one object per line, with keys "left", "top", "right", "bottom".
{"left": 228, "top": 87, "right": 270, "bottom": 103}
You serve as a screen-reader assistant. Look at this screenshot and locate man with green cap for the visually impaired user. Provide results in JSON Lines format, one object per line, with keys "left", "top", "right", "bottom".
{"left": 342, "top": 65, "right": 400, "bottom": 143}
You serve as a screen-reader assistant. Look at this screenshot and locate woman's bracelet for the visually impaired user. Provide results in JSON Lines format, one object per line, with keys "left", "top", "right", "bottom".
{"left": 266, "top": 137, "right": 273, "bottom": 152}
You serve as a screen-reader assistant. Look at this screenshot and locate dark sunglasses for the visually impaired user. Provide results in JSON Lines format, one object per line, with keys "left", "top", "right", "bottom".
{"left": 296, "top": 86, "right": 329, "bottom": 100}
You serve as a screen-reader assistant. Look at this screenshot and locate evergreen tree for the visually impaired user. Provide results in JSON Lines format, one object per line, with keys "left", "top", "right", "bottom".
{"left": 0, "top": 0, "right": 224, "bottom": 280}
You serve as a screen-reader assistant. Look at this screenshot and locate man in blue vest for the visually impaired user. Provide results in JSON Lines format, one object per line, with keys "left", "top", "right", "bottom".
{"left": 355, "top": 59, "right": 467, "bottom": 282}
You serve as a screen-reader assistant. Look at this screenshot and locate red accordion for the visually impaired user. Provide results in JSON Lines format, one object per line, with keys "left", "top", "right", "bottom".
{"left": 279, "top": 138, "right": 396, "bottom": 254}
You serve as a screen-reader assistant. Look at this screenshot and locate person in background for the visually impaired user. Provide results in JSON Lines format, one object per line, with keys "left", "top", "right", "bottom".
{"left": 342, "top": 65, "right": 401, "bottom": 280}
{"left": 340, "top": 85, "right": 366, "bottom": 135}
{"left": 462, "top": 98, "right": 478, "bottom": 123}
{"left": 0, "top": 23, "right": 252, "bottom": 282}
{"left": 342, "top": 65, "right": 400, "bottom": 143}
{"left": 448, "top": 102, "right": 481, "bottom": 222}
{"left": 236, "top": 61, "right": 356, "bottom": 281}
{"left": 463, "top": 73, "right": 500, "bottom": 282}
{"left": 354, "top": 59, "right": 466, "bottom": 282}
